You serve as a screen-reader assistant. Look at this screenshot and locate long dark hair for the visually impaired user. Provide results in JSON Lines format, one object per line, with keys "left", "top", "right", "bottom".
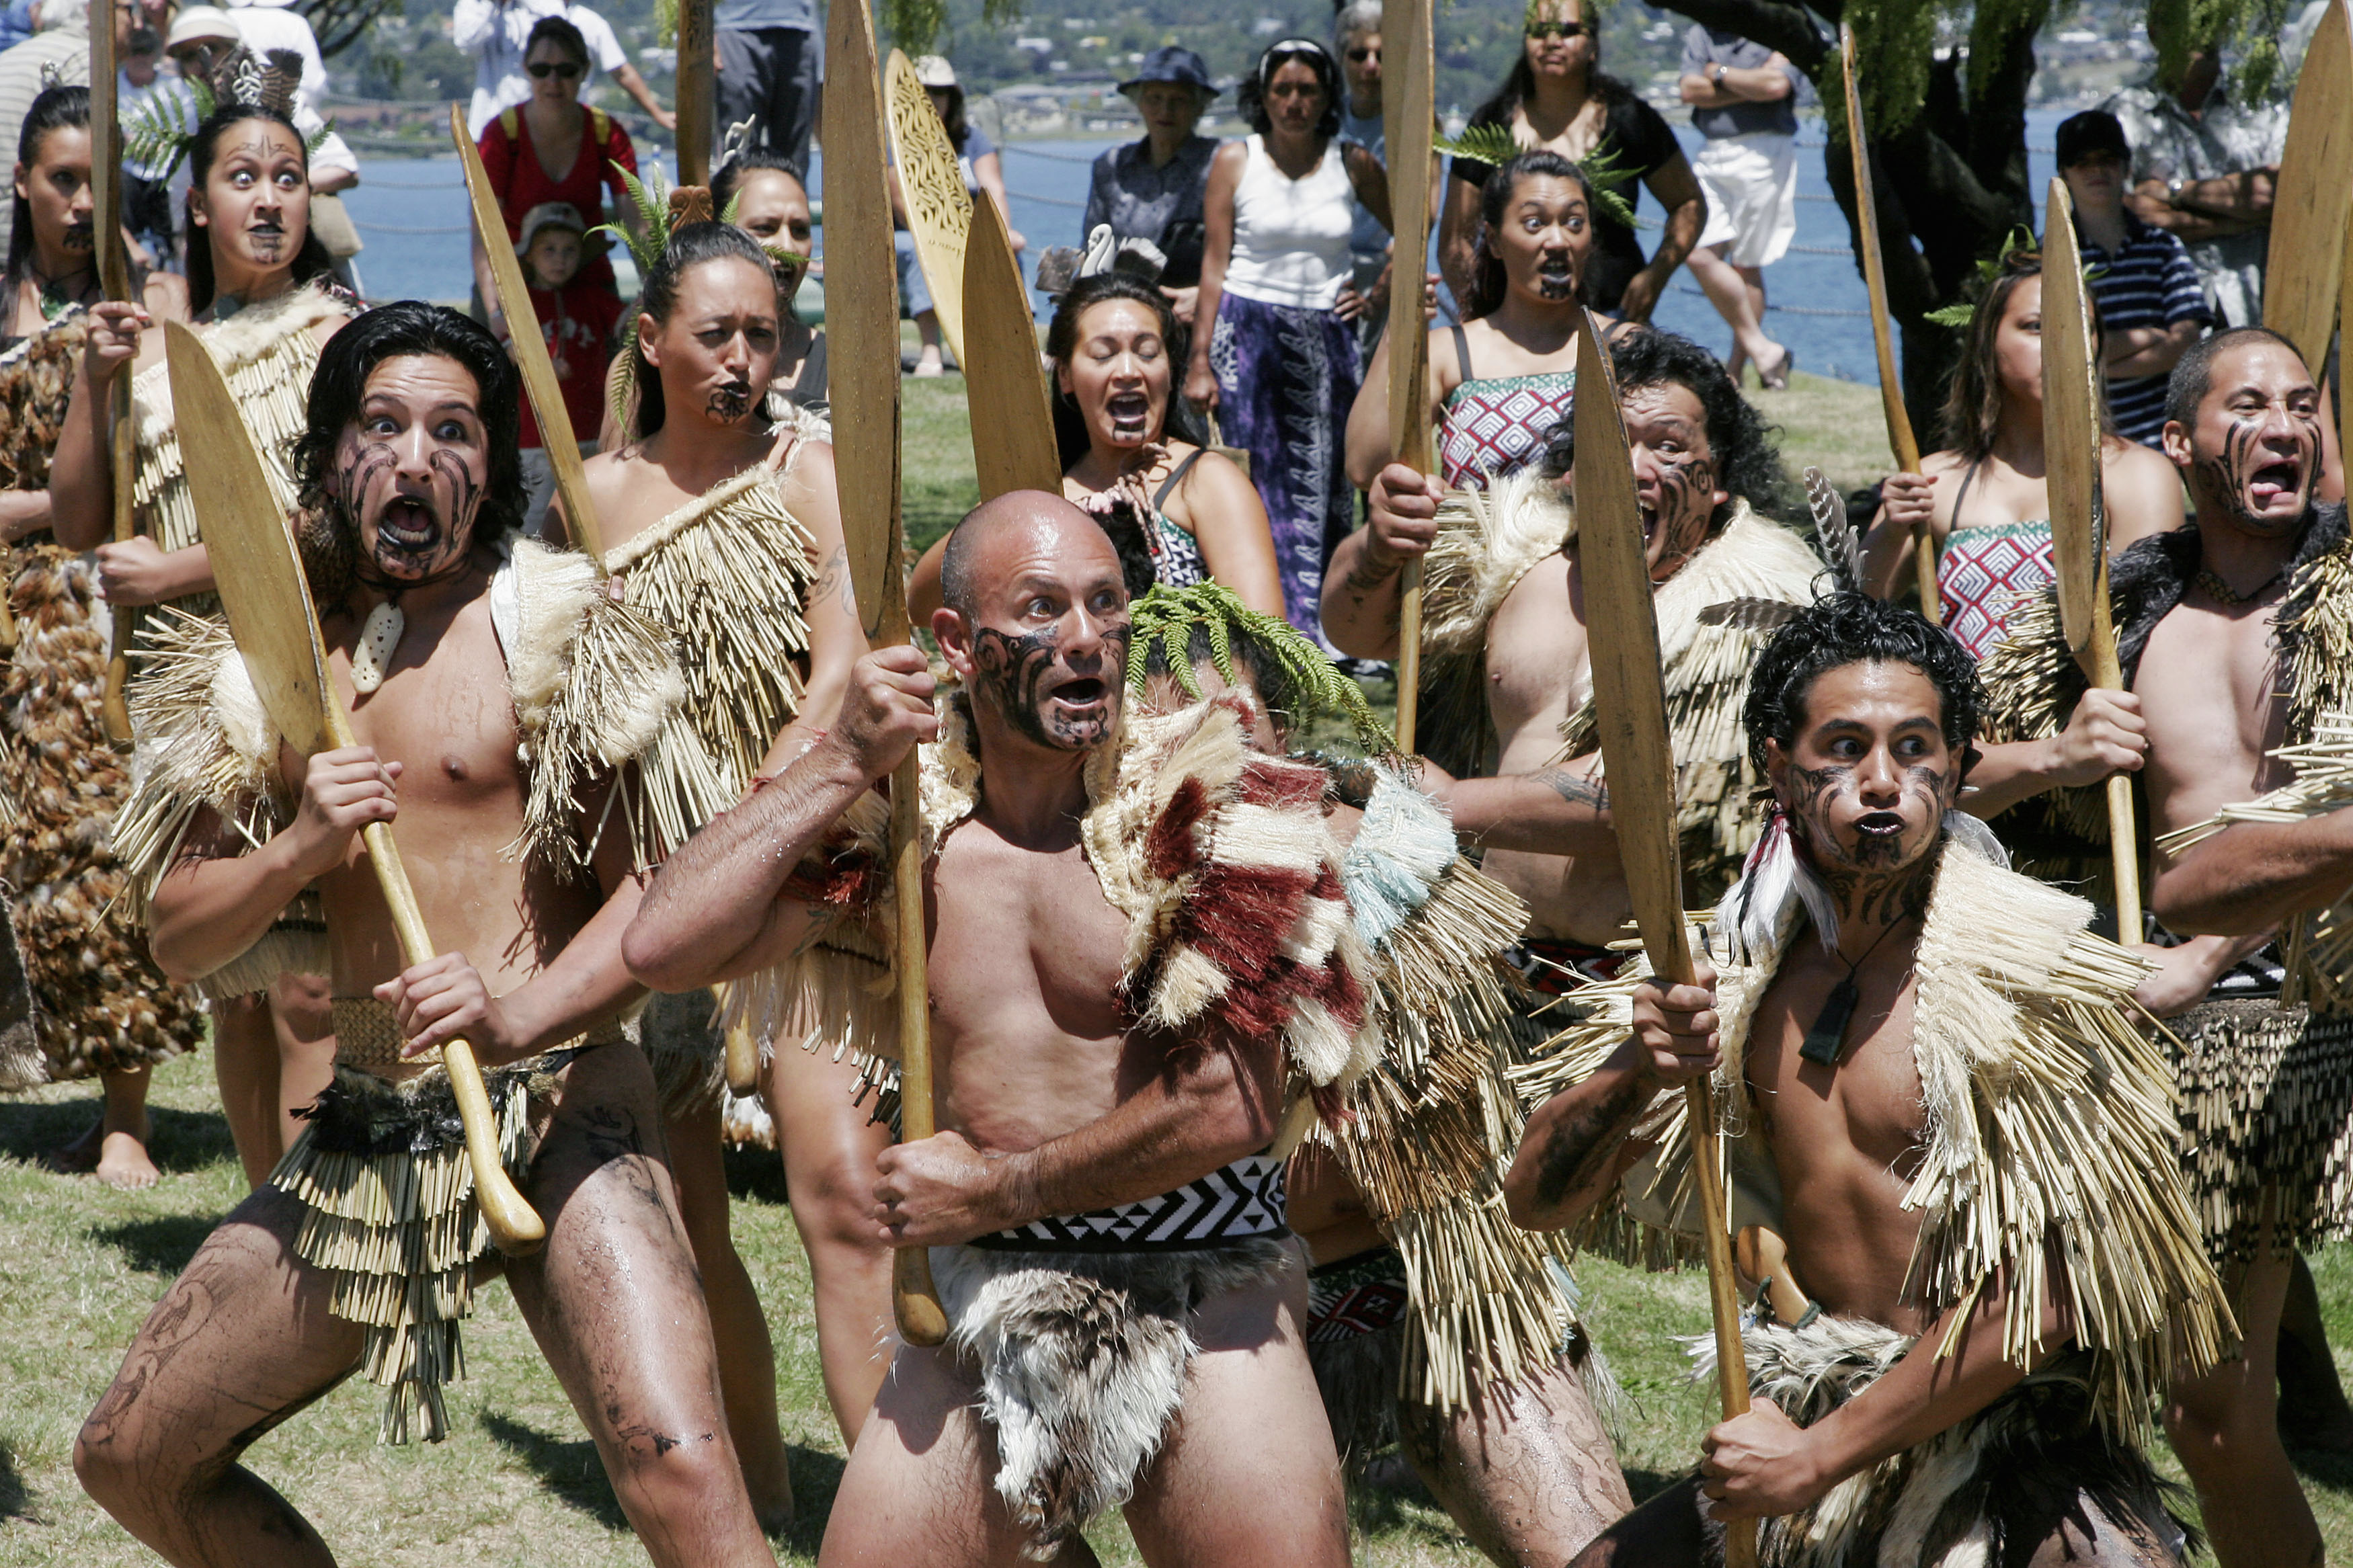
{"left": 629, "top": 221, "right": 779, "bottom": 439}
{"left": 1938, "top": 247, "right": 2110, "bottom": 459}
{"left": 1236, "top": 38, "right": 1343, "bottom": 139}
{"left": 1462, "top": 149, "right": 1593, "bottom": 321}
{"left": 525, "top": 14, "right": 591, "bottom": 71}
{"left": 184, "top": 106, "right": 333, "bottom": 315}
{"left": 293, "top": 302, "right": 524, "bottom": 599}
{"left": 8, "top": 85, "right": 88, "bottom": 294}
{"left": 1044, "top": 272, "right": 1210, "bottom": 470}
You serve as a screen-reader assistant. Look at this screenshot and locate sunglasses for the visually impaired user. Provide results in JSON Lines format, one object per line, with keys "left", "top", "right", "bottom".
{"left": 1345, "top": 46, "right": 1378, "bottom": 61}
{"left": 527, "top": 60, "right": 583, "bottom": 79}
{"left": 1525, "top": 22, "right": 1591, "bottom": 38}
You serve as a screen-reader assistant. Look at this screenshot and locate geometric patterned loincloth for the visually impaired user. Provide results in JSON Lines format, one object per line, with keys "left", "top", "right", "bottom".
{"left": 1304, "top": 1245, "right": 1410, "bottom": 1468}
{"left": 1305, "top": 1245, "right": 1411, "bottom": 1342}
{"left": 2169, "top": 997, "right": 2353, "bottom": 1264}
{"left": 274, "top": 997, "right": 618, "bottom": 1444}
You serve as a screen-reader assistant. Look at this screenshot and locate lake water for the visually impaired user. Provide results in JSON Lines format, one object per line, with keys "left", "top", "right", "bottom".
{"left": 341, "top": 108, "right": 2083, "bottom": 390}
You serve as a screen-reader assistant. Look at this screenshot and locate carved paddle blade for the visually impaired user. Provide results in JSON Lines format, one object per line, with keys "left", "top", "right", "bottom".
{"left": 886, "top": 48, "right": 973, "bottom": 372}
{"left": 963, "top": 196, "right": 1061, "bottom": 500}
{"left": 2040, "top": 179, "right": 2110, "bottom": 676}
{"left": 829, "top": 3, "right": 906, "bottom": 645}
{"left": 163, "top": 322, "right": 331, "bottom": 758}
{"left": 1572, "top": 311, "right": 1690, "bottom": 987}
{"left": 2265, "top": 0, "right": 2353, "bottom": 377}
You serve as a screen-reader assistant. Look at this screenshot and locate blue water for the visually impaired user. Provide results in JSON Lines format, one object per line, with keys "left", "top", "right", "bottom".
{"left": 340, "top": 109, "right": 2081, "bottom": 390}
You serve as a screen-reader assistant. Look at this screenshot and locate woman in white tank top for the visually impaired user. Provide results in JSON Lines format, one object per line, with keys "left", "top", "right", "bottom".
{"left": 1184, "top": 37, "right": 1390, "bottom": 645}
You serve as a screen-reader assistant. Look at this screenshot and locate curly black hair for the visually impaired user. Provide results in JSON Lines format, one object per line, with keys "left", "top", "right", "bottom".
{"left": 1542, "top": 327, "right": 1792, "bottom": 530}
{"left": 1740, "top": 592, "right": 1983, "bottom": 777}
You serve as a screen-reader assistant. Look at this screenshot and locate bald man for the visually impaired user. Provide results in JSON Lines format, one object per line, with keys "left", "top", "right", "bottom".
{"left": 625, "top": 493, "right": 1351, "bottom": 1567}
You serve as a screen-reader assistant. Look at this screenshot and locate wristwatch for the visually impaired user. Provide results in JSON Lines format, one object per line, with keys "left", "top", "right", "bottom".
{"left": 1714, "top": 63, "right": 1728, "bottom": 86}
{"left": 2167, "top": 177, "right": 2187, "bottom": 206}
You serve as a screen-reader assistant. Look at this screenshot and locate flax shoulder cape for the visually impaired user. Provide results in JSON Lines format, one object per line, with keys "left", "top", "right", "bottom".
{"left": 603, "top": 406, "right": 832, "bottom": 790}
{"left": 0, "top": 313, "right": 204, "bottom": 1090}
{"left": 725, "top": 690, "right": 1382, "bottom": 1115}
{"left": 1417, "top": 469, "right": 1825, "bottom": 897}
{"left": 1308, "top": 768, "right": 1587, "bottom": 1412}
{"left": 129, "top": 280, "right": 354, "bottom": 561}
{"left": 1517, "top": 835, "right": 2231, "bottom": 1431}
{"left": 1979, "top": 505, "right": 2353, "bottom": 995}
{"left": 112, "top": 535, "right": 730, "bottom": 1000}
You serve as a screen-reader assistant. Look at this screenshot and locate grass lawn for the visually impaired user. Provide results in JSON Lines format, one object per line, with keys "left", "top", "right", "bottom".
{"left": 9, "top": 372, "right": 2350, "bottom": 1565}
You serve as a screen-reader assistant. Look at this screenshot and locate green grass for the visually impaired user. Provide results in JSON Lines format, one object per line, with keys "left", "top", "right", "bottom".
{"left": 6, "top": 374, "right": 2343, "bottom": 1565}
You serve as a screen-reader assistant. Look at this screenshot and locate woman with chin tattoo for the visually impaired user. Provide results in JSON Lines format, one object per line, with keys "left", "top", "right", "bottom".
{"left": 1347, "top": 149, "right": 1607, "bottom": 495}
{"left": 564, "top": 219, "right": 862, "bottom": 1521}
{"left": 0, "top": 85, "right": 202, "bottom": 1194}
{"left": 39, "top": 58, "right": 356, "bottom": 1197}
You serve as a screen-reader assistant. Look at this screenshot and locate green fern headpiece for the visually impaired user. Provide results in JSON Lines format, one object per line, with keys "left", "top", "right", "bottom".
{"left": 1125, "top": 581, "right": 1396, "bottom": 755}
{"left": 1919, "top": 226, "right": 2100, "bottom": 329}
{"left": 1433, "top": 124, "right": 1648, "bottom": 231}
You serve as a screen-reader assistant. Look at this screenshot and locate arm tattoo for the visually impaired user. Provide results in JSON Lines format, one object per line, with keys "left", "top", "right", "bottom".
{"left": 1529, "top": 766, "right": 1608, "bottom": 813}
{"left": 1533, "top": 1073, "right": 1646, "bottom": 1212}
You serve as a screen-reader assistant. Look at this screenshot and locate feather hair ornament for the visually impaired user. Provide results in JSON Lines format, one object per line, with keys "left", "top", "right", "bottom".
{"left": 1696, "top": 467, "right": 1862, "bottom": 632}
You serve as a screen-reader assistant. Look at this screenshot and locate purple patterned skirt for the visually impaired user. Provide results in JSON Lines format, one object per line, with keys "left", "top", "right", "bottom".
{"left": 1208, "top": 289, "right": 1362, "bottom": 643}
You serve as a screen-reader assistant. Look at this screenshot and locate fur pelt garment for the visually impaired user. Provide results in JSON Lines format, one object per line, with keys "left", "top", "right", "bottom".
{"left": 0, "top": 313, "right": 202, "bottom": 1089}
{"left": 1416, "top": 472, "right": 1825, "bottom": 898}
{"left": 931, "top": 1236, "right": 1293, "bottom": 1557}
{"left": 113, "top": 537, "right": 728, "bottom": 999}
{"left": 1519, "top": 833, "right": 2232, "bottom": 1430}
{"left": 602, "top": 413, "right": 826, "bottom": 790}
{"left": 1691, "top": 1312, "right": 2192, "bottom": 1568}
{"left": 724, "top": 692, "right": 1379, "bottom": 1118}
{"left": 1305, "top": 768, "right": 1586, "bottom": 1411}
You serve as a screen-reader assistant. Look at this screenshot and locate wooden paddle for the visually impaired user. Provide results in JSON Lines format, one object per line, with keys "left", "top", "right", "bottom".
{"left": 885, "top": 48, "right": 973, "bottom": 374}
{"left": 830, "top": 0, "right": 947, "bottom": 1348}
{"left": 675, "top": 0, "right": 715, "bottom": 186}
{"left": 450, "top": 106, "right": 610, "bottom": 567}
{"left": 961, "top": 197, "right": 1060, "bottom": 497}
{"left": 2042, "top": 181, "right": 2143, "bottom": 942}
{"left": 2263, "top": 0, "right": 2353, "bottom": 378}
{"left": 92, "top": 0, "right": 131, "bottom": 723}
{"left": 1382, "top": 0, "right": 1434, "bottom": 753}
{"left": 165, "top": 321, "right": 546, "bottom": 1255}
{"left": 1573, "top": 306, "right": 1755, "bottom": 1568}
{"left": 1839, "top": 23, "right": 1934, "bottom": 624}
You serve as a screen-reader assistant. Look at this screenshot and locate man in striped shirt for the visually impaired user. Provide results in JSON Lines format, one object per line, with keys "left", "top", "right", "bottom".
{"left": 2057, "top": 110, "right": 2212, "bottom": 448}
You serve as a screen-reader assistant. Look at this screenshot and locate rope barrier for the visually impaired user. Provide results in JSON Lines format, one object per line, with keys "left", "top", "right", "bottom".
{"left": 1671, "top": 282, "right": 1868, "bottom": 318}
{"left": 1003, "top": 143, "right": 1111, "bottom": 164}
{"left": 1788, "top": 242, "right": 1856, "bottom": 256}
{"left": 1007, "top": 187, "right": 1085, "bottom": 208}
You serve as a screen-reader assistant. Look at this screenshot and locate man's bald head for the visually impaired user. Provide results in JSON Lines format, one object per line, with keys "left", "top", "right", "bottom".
{"left": 939, "top": 491, "right": 1122, "bottom": 618}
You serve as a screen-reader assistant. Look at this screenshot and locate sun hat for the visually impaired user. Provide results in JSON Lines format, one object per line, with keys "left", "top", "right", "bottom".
{"left": 1118, "top": 46, "right": 1218, "bottom": 99}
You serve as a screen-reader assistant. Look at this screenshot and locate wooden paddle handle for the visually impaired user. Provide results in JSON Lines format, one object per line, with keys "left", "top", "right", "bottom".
{"left": 1393, "top": 560, "right": 1424, "bottom": 752}
{"left": 2106, "top": 773, "right": 2142, "bottom": 943}
{"left": 723, "top": 1022, "right": 761, "bottom": 1096}
{"left": 102, "top": 615, "right": 132, "bottom": 743}
{"left": 889, "top": 749, "right": 949, "bottom": 1346}
{"left": 100, "top": 376, "right": 136, "bottom": 741}
{"left": 1687, "top": 1079, "right": 1757, "bottom": 1568}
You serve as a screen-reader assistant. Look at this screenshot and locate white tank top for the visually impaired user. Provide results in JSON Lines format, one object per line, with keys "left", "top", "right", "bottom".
{"left": 1222, "top": 134, "right": 1357, "bottom": 311}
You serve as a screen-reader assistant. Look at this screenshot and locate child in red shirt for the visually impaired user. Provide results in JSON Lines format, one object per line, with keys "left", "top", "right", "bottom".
{"left": 510, "top": 202, "right": 625, "bottom": 532}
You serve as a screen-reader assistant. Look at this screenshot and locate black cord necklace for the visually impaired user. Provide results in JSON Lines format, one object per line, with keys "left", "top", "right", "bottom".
{"left": 1797, "top": 915, "right": 1909, "bottom": 1067}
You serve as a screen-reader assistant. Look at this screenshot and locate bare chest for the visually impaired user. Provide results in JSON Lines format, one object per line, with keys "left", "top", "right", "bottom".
{"left": 926, "top": 825, "right": 1130, "bottom": 1042}
{"left": 331, "top": 601, "right": 524, "bottom": 815}
{"left": 2137, "top": 601, "right": 2288, "bottom": 833}
{"left": 1484, "top": 553, "right": 1589, "bottom": 769}
{"left": 1745, "top": 953, "right": 1928, "bottom": 1188}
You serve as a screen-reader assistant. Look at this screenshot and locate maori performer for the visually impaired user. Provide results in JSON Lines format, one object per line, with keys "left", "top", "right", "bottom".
{"left": 1512, "top": 591, "right": 2230, "bottom": 1566}
{"left": 74, "top": 304, "right": 774, "bottom": 1567}
{"left": 567, "top": 218, "right": 863, "bottom": 1518}
{"left": 0, "top": 85, "right": 202, "bottom": 1189}
{"left": 1123, "top": 579, "right": 1632, "bottom": 1559}
{"left": 626, "top": 494, "right": 1363, "bottom": 1565}
{"left": 1975, "top": 326, "right": 2346, "bottom": 1568}
{"left": 48, "top": 48, "right": 359, "bottom": 1188}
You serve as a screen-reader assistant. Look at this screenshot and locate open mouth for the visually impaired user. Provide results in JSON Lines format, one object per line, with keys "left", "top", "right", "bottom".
{"left": 2249, "top": 458, "right": 2303, "bottom": 507}
{"left": 1536, "top": 259, "right": 1577, "bottom": 299}
{"left": 1050, "top": 677, "right": 1107, "bottom": 709}
{"left": 378, "top": 495, "right": 439, "bottom": 550}
{"left": 1106, "top": 391, "right": 1152, "bottom": 438}
{"left": 1855, "top": 811, "right": 1906, "bottom": 839}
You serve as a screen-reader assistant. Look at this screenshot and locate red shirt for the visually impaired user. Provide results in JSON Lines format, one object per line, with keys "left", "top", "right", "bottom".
{"left": 516, "top": 278, "right": 625, "bottom": 450}
{"left": 477, "top": 105, "right": 638, "bottom": 292}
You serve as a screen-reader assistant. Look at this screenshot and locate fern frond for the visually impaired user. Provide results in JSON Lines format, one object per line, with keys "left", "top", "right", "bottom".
{"left": 1433, "top": 123, "right": 1519, "bottom": 167}
{"left": 1125, "top": 581, "right": 1397, "bottom": 755}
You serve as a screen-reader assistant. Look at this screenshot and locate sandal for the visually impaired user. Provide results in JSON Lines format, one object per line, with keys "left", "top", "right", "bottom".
{"left": 1759, "top": 347, "right": 1794, "bottom": 391}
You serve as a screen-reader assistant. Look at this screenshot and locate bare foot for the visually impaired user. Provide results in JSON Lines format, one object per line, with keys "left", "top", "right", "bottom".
{"left": 94, "top": 1126, "right": 161, "bottom": 1190}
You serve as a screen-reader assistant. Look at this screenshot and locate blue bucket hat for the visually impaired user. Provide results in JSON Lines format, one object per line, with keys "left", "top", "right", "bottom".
{"left": 1119, "top": 46, "right": 1218, "bottom": 98}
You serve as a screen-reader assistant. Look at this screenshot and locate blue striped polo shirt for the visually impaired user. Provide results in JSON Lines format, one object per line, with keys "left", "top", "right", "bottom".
{"left": 2079, "top": 215, "right": 2211, "bottom": 448}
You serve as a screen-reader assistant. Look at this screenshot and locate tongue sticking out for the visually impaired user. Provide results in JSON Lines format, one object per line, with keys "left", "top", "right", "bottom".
{"left": 2251, "top": 462, "right": 2301, "bottom": 507}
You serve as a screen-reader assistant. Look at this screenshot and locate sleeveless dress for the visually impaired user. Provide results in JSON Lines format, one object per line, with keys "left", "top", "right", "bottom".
{"left": 1142, "top": 449, "right": 1208, "bottom": 589}
{"left": 1933, "top": 460, "right": 2055, "bottom": 661}
{"left": 1435, "top": 323, "right": 1575, "bottom": 491}
{"left": 1209, "top": 134, "right": 1362, "bottom": 644}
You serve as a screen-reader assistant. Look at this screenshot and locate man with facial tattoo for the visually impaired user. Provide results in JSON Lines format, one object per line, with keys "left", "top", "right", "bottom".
{"left": 1972, "top": 326, "right": 2353, "bottom": 1568}
{"left": 625, "top": 491, "right": 1363, "bottom": 1566}
{"left": 1509, "top": 591, "right": 2228, "bottom": 1567}
{"left": 75, "top": 304, "right": 780, "bottom": 1568}
{"left": 1322, "top": 328, "right": 1822, "bottom": 988}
